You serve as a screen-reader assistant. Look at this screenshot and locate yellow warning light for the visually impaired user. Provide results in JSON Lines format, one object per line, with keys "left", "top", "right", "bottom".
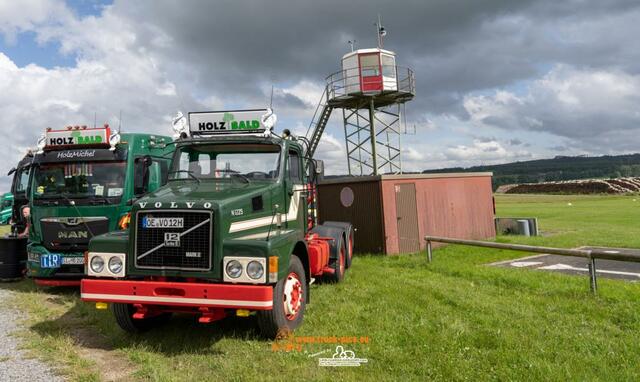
{"left": 95, "top": 302, "right": 108, "bottom": 310}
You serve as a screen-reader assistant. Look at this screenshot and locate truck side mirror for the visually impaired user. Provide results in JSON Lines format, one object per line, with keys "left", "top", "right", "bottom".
{"left": 147, "top": 161, "right": 162, "bottom": 193}
{"left": 134, "top": 156, "right": 152, "bottom": 196}
{"left": 7, "top": 167, "right": 16, "bottom": 176}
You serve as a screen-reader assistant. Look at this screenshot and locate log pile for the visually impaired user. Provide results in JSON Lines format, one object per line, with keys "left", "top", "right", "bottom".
{"left": 501, "top": 177, "right": 640, "bottom": 194}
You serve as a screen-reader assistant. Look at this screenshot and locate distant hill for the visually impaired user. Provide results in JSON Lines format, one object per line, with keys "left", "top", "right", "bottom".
{"left": 423, "top": 153, "right": 640, "bottom": 190}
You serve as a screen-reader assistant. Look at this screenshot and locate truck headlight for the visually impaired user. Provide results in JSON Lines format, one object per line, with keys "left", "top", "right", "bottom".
{"left": 223, "top": 256, "right": 266, "bottom": 283}
{"left": 246, "top": 261, "right": 264, "bottom": 280}
{"left": 108, "top": 256, "right": 123, "bottom": 274}
{"left": 226, "top": 260, "right": 242, "bottom": 279}
{"left": 90, "top": 256, "right": 104, "bottom": 273}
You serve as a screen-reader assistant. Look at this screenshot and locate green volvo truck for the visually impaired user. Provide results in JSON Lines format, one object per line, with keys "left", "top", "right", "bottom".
{"left": 81, "top": 109, "right": 353, "bottom": 337}
{"left": 27, "top": 125, "right": 174, "bottom": 286}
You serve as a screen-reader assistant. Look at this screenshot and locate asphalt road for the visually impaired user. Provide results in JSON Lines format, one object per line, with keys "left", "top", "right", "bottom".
{"left": 491, "top": 246, "right": 640, "bottom": 281}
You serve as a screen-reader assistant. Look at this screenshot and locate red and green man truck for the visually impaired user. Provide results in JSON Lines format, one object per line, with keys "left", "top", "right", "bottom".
{"left": 80, "top": 109, "right": 354, "bottom": 337}
{"left": 26, "top": 125, "right": 174, "bottom": 286}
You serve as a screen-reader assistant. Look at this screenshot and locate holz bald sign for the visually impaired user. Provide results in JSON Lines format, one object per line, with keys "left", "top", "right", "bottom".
{"left": 189, "top": 109, "right": 268, "bottom": 135}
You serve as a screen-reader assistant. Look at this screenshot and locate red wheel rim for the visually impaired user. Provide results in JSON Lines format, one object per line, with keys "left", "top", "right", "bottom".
{"left": 283, "top": 272, "right": 303, "bottom": 321}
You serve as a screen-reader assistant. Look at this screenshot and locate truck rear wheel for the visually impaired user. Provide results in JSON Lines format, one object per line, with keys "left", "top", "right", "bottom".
{"left": 326, "top": 235, "right": 346, "bottom": 283}
{"left": 111, "top": 303, "right": 172, "bottom": 333}
{"left": 345, "top": 230, "right": 354, "bottom": 269}
{"left": 257, "top": 255, "right": 307, "bottom": 339}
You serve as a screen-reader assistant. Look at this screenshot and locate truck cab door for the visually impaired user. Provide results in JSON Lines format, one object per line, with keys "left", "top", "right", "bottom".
{"left": 11, "top": 165, "right": 31, "bottom": 229}
{"left": 284, "top": 149, "right": 303, "bottom": 228}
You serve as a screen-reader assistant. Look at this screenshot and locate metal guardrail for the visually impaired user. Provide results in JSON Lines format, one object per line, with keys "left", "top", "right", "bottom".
{"left": 424, "top": 235, "right": 640, "bottom": 293}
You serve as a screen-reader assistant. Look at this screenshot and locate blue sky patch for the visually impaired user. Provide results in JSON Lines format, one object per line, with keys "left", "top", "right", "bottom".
{"left": 66, "top": 0, "right": 112, "bottom": 18}
{"left": 0, "top": 31, "right": 76, "bottom": 68}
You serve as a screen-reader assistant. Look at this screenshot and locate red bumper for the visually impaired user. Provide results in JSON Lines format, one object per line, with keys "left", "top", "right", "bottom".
{"left": 80, "top": 279, "right": 273, "bottom": 310}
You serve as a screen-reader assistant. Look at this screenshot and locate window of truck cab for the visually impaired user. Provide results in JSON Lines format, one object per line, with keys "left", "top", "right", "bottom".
{"left": 169, "top": 144, "right": 281, "bottom": 182}
{"left": 32, "top": 161, "right": 127, "bottom": 202}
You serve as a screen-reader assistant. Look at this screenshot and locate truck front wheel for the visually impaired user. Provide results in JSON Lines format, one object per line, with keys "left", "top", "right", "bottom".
{"left": 111, "top": 303, "right": 172, "bottom": 333}
{"left": 257, "top": 255, "right": 307, "bottom": 338}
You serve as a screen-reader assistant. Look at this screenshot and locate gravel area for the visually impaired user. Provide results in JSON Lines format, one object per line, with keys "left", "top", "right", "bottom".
{"left": 0, "top": 288, "right": 63, "bottom": 382}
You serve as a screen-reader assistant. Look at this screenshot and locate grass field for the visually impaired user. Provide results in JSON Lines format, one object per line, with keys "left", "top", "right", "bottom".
{"left": 3, "top": 194, "right": 640, "bottom": 381}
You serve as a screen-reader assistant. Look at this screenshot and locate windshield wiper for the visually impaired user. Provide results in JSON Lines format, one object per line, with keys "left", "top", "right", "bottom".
{"left": 216, "top": 169, "right": 251, "bottom": 184}
{"left": 90, "top": 196, "right": 111, "bottom": 205}
{"left": 168, "top": 170, "right": 201, "bottom": 184}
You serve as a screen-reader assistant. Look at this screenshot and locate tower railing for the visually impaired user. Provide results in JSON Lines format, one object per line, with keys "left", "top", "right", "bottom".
{"left": 326, "top": 65, "right": 415, "bottom": 103}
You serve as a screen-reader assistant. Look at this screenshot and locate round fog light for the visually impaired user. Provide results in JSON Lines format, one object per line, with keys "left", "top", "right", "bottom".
{"left": 108, "top": 256, "right": 123, "bottom": 275}
{"left": 246, "top": 261, "right": 264, "bottom": 280}
{"left": 90, "top": 256, "right": 104, "bottom": 273}
{"left": 226, "top": 260, "right": 242, "bottom": 279}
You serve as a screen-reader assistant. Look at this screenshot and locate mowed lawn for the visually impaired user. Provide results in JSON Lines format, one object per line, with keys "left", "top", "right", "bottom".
{"left": 3, "top": 194, "right": 640, "bottom": 381}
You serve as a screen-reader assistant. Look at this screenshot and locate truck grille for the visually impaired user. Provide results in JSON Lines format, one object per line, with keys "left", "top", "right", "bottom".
{"left": 40, "top": 217, "right": 109, "bottom": 251}
{"left": 135, "top": 210, "right": 212, "bottom": 271}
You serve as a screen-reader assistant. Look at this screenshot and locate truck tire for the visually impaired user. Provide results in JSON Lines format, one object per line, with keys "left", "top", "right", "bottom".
{"left": 325, "top": 235, "right": 346, "bottom": 283}
{"left": 111, "top": 303, "right": 172, "bottom": 333}
{"left": 257, "top": 255, "right": 307, "bottom": 339}
{"left": 344, "top": 229, "right": 354, "bottom": 269}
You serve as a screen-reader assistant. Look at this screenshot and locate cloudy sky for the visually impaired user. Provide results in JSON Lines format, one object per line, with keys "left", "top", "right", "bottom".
{"left": 1, "top": 0, "right": 639, "bottom": 189}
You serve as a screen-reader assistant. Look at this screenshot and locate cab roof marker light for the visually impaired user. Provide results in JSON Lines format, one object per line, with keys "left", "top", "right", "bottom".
{"left": 36, "top": 133, "right": 46, "bottom": 154}
{"left": 172, "top": 111, "right": 189, "bottom": 139}
{"left": 261, "top": 108, "right": 277, "bottom": 134}
{"left": 109, "top": 130, "right": 121, "bottom": 151}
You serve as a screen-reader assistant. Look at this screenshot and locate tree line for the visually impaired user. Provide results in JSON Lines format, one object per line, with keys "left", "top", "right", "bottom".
{"left": 423, "top": 154, "right": 640, "bottom": 190}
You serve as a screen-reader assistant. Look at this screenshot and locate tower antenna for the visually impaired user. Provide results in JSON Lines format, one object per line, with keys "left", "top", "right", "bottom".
{"left": 375, "top": 14, "right": 386, "bottom": 48}
{"left": 269, "top": 85, "right": 274, "bottom": 109}
{"left": 118, "top": 110, "right": 122, "bottom": 133}
{"left": 348, "top": 39, "right": 356, "bottom": 52}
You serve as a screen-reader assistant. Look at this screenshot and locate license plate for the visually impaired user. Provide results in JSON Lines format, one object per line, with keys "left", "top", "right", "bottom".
{"left": 40, "top": 254, "right": 62, "bottom": 268}
{"left": 62, "top": 256, "right": 85, "bottom": 265}
{"left": 142, "top": 217, "right": 184, "bottom": 228}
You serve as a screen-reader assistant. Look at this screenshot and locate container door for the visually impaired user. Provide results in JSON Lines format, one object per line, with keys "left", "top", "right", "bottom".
{"left": 395, "top": 183, "right": 420, "bottom": 253}
{"left": 359, "top": 53, "right": 382, "bottom": 92}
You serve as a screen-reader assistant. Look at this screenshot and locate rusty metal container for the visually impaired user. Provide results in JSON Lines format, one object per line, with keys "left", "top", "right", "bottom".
{"left": 317, "top": 173, "right": 495, "bottom": 254}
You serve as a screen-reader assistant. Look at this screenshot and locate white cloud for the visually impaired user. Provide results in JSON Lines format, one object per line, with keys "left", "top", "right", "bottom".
{"left": 463, "top": 65, "right": 640, "bottom": 149}
{"left": 0, "top": 0, "right": 70, "bottom": 44}
{"left": 445, "top": 139, "right": 531, "bottom": 164}
{"left": 0, "top": 4, "right": 201, "bottom": 189}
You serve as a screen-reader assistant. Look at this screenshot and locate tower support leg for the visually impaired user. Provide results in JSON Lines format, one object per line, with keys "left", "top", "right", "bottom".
{"left": 369, "top": 98, "right": 378, "bottom": 175}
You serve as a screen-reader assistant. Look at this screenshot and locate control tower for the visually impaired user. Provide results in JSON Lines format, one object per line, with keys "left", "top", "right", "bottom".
{"left": 306, "top": 41, "right": 415, "bottom": 175}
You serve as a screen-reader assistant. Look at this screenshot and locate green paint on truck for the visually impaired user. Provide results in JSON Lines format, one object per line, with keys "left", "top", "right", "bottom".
{"left": 81, "top": 110, "right": 353, "bottom": 338}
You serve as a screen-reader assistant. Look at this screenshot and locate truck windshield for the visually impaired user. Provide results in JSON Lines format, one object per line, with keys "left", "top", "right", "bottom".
{"left": 33, "top": 161, "right": 127, "bottom": 200}
{"left": 169, "top": 144, "right": 281, "bottom": 182}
